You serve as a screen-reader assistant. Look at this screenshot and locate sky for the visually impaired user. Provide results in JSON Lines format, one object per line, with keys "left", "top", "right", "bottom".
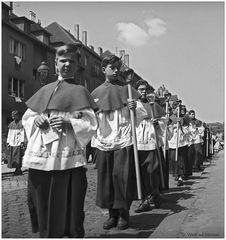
{"left": 9, "top": 1, "right": 224, "bottom": 123}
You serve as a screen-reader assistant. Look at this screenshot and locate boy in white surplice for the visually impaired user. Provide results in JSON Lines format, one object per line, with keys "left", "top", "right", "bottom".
{"left": 22, "top": 44, "right": 98, "bottom": 238}
{"left": 91, "top": 55, "right": 140, "bottom": 230}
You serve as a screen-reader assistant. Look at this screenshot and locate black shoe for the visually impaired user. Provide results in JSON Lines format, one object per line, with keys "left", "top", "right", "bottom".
{"left": 182, "top": 175, "right": 189, "bottom": 180}
{"left": 103, "top": 217, "right": 118, "bottom": 230}
{"left": 135, "top": 200, "right": 151, "bottom": 213}
{"left": 14, "top": 170, "right": 23, "bottom": 175}
{"left": 177, "top": 179, "right": 183, "bottom": 186}
{"left": 117, "top": 216, "right": 129, "bottom": 230}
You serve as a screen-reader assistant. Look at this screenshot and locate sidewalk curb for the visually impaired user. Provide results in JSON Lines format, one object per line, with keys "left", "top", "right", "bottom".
{"left": 149, "top": 160, "right": 211, "bottom": 238}
{"left": 2, "top": 169, "right": 28, "bottom": 177}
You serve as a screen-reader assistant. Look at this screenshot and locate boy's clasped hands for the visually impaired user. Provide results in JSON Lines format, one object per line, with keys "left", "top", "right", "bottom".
{"left": 34, "top": 112, "right": 83, "bottom": 131}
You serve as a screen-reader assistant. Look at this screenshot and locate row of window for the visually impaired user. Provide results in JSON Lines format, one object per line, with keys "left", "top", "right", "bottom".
{"left": 7, "top": 38, "right": 101, "bottom": 100}
{"left": 9, "top": 38, "right": 102, "bottom": 75}
{"left": 7, "top": 76, "right": 98, "bottom": 100}
{"left": 7, "top": 76, "right": 90, "bottom": 99}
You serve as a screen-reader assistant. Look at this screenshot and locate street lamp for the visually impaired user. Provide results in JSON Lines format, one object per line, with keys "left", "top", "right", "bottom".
{"left": 37, "top": 61, "right": 50, "bottom": 85}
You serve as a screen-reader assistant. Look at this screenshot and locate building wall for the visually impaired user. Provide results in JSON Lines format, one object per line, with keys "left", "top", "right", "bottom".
{"left": 2, "top": 21, "right": 55, "bottom": 134}
{"left": 80, "top": 49, "right": 104, "bottom": 92}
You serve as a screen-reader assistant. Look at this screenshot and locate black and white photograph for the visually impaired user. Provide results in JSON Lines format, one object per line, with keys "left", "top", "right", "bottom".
{"left": 1, "top": 1, "right": 224, "bottom": 238}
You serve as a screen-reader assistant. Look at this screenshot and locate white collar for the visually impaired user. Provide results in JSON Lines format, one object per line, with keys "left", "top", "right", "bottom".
{"left": 58, "top": 75, "right": 74, "bottom": 81}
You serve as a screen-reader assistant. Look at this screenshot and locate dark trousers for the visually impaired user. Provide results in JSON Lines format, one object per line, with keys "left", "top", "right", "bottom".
{"left": 95, "top": 145, "right": 137, "bottom": 211}
{"left": 7, "top": 145, "right": 23, "bottom": 169}
{"left": 169, "top": 146, "right": 188, "bottom": 178}
{"left": 138, "top": 148, "right": 167, "bottom": 198}
{"left": 164, "top": 150, "right": 170, "bottom": 189}
{"left": 193, "top": 143, "right": 204, "bottom": 169}
{"left": 27, "top": 167, "right": 87, "bottom": 238}
{"left": 186, "top": 146, "right": 194, "bottom": 176}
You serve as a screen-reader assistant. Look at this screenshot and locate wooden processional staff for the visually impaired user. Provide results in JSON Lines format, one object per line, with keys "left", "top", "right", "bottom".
{"left": 175, "top": 100, "right": 181, "bottom": 162}
{"left": 163, "top": 95, "right": 170, "bottom": 159}
{"left": 125, "top": 69, "right": 142, "bottom": 200}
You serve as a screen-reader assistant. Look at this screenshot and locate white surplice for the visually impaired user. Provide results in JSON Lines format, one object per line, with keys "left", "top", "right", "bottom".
{"left": 22, "top": 108, "right": 98, "bottom": 171}
{"left": 135, "top": 101, "right": 167, "bottom": 151}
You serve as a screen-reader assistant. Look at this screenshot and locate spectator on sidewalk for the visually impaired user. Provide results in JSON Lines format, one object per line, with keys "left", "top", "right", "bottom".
{"left": 22, "top": 43, "right": 98, "bottom": 238}
{"left": 7, "top": 110, "right": 26, "bottom": 175}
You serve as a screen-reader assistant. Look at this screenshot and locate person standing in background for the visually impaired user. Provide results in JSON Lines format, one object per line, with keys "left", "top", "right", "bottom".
{"left": 7, "top": 110, "right": 26, "bottom": 175}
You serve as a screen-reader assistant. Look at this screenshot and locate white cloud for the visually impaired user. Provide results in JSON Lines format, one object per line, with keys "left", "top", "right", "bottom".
{"left": 145, "top": 18, "right": 167, "bottom": 37}
{"left": 115, "top": 18, "right": 167, "bottom": 47}
{"left": 116, "top": 22, "right": 149, "bottom": 47}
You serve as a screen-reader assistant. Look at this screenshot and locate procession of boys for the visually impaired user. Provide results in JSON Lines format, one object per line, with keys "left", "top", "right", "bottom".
{"left": 4, "top": 43, "right": 222, "bottom": 238}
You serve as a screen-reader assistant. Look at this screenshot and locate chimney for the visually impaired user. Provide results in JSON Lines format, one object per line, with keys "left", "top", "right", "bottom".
{"left": 124, "top": 54, "right": 129, "bottom": 67}
{"left": 29, "top": 11, "right": 36, "bottom": 22}
{"left": 89, "top": 45, "right": 94, "bottom": 51}
{"left": 82, "top": 31, "right": 87, "bottom": 46}
{"left": 74, "top": 24, "right": 79, "bottom": 40}
{"left": 98, "top": 47, "right": 103, "bottom": 57}
{"left": 9, "top": 2, "right": 13, "bottom": 15}
{"left": 119, "top": 50, "right": 125, "bottom": 63}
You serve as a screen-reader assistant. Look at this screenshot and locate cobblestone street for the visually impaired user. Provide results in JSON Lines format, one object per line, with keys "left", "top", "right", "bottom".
{"left": 2, "top": 150, "right": 224, "bottom": 238}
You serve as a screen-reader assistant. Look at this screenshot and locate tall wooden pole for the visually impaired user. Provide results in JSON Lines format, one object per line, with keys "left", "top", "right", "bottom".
{"left": 175, "top": 102, "right": 181, "bottom": 162}
{"left": 163, "top": 99, "right": 169, "bottom": 159}
{"left": 211, "top": 134, "right": 214, "bottom": 155}
{"left": 126, "top": 71, "right": 142, "bottom": 200}
{"left": 206, "top": 129, "right": 209, "bottom": 158}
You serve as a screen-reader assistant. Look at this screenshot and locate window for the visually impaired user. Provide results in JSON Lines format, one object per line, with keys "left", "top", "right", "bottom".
{"left": 9, "top": 38, "right": 26, "bottom": 60}
{"left": 35, "top": 34, "right": 49, "bottom": 45}
{"left": 8, "top": 77, "right": 24, "bottom": 99}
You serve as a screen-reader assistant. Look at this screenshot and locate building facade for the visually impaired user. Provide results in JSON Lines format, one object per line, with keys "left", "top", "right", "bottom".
{"left": 2, "top": 2, "right": 143, "bottom": 138}
{"left": 2, "top": 2, "right": 55, "bottom": 135}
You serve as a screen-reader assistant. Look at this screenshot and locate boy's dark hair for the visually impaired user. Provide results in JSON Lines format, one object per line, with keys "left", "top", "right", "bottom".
{"left": 135, "top": 79, "right": 155, "bottom": 93}
{"left": 101, "top": 54, "right": 122, "bottom": 68}
{"left": 189, "top": 110, "right": 195, "bottom": 115}
{"left": 56, "top": 43, "right": 82, "bottom": 58}
{"left": 12, "top": 110, "right": 19, "bottom": 116}
{"left": 180, "top": 105, "right": 187, "bottom": 112}
{"left": 135, "top": 79, "right": 149, "bottom": 90}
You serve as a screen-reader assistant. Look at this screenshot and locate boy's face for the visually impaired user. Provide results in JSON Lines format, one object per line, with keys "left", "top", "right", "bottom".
{"left": 137, "top": 84, "right": 147, "bottom": 99}
{"left": 180, "top": 109, "right": 185, "bottom": 116}
{"left": 12, "top": 113, "right": 19, "bottom": 121}
{"left": 189, "top": 112, "right": 195, "bottom": 119}
{"left": 55, "top": 53, "right": 77, "bottom": 79}
{"left": 102, "top": 61, "right": 120, "bottom": 81}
